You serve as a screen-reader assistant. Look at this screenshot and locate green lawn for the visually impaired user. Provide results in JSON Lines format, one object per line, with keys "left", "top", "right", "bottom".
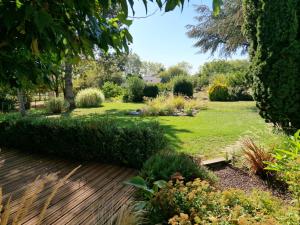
{"left": 71, "top": 101, "right": 285, "bottom": 159}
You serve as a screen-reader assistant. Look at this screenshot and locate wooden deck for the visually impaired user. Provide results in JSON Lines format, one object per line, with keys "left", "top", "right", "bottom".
{"left": 0, "top": 149, "right": 137, "bottom": 225}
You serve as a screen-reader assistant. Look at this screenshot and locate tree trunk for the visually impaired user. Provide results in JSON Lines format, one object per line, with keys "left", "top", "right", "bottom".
{"left": 64, "top": 63, "right": 75, "bottom": 110}
{"left": 17, "top": 89, "right": 26, "bottom": 116}
{"left": 55, "top": 87, "right": 59, "bottom": 97}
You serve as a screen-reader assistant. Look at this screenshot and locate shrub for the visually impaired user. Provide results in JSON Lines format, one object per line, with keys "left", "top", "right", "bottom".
{"left": 75, "top": 88, "right": 105, "bottom": 108}
{"left": 173, "top": 77, "right": 193, "bottom": 97}
{"left": 229, "top": 86, "right": 253, "bottom": 101}
{"left": 141, "top": 95, "right": 203, "bottom": 116}
{"left": 208, "top": 83, "right": 229, "bottom": 101}
{"left": 125, "top": 76, "right": 145, "bottom": 102}
{"left": 0, "top": 95, "right": 15, "bottom": 112}
{"left": 149, "top": 179, "right": 299, "bottom": 224}
{"left": 45, "top": 97, "right": 67, "bottom": 114}
{"left": 140, "top": 151, "right": 217, "bottom": 186}
{"left": 102, "top": 82, "right": 123, "bottom": 99}
{"left": 244, "top": 0, "right": 300, "bottom": 130}
{"left": 143, "top": 85, "right": 159, "bottom": 98}
{"left": 0, "top": 117, "right": 167, "bottom": 169}
{"left": 242, "top": 138, "right": 275, "bottom": 178}
{"left": 266, "top": 130, "right": 300, "bottom": 211}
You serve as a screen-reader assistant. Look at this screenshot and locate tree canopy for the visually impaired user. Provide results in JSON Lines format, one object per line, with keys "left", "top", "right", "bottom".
{"left": 186, "top": 0, "right": 247, "bottom": 56}
{"left": 0, "top": 0, "right": 188, "bottom": 89}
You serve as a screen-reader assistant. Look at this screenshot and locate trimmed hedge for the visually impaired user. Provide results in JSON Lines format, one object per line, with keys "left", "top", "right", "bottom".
{"left": 173, "top": 77, "right": 193, "bottom": 97}
{"left": 143, "top": 84, "right": 159, "bottom": 98}
{"left": 0, "top": 117, "right": 167, "bottom": 168}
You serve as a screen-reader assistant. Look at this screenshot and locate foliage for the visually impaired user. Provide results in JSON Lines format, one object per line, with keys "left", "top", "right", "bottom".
{"left": 0, "top": 116, "right": 167, "bottom": 169}
{"left": 75, "top": 88, "right": 105, "bottom": 108}
{"left": 0, "top": 166, "right": 78, "bottom": 225}
{"left": 143, "top": 85, "right": 159, "bottom": 98}
{"left": 141, "top": 95, "right": 202, "bottom": 116}
{"left": 242, "top": 138, "right": 275, "bottom": 177}
{"left": 149, "top": 179, "right": 299, "bottom": 224}
{"left": 243, "top": 0, "right": 300, "bottom": 130}
{"left": 140, "top": 61, "right": 165, "bottom": 76}
{"left": 125, "top": 176, "right": 167, "bottom": 200}
{"left": 102, "top": 82, "right": 123, "bottom": 99}
{"left": 173, "top": 76, "right": 193, "bottom": 97}
{"left": 73, "top": 55, "right": 126, "bottom": 90}
{"left": 0, "top": 0, "right": 188, "bottom": 88}
{"left": 124, "top": 76, "right": 145, "bottom": 102}
{"left": 124, "top": 53, "right": 143, "bottom": 76}
{"left": 209, "top": 83, "right": 229, "bottom": 101}
{"left": 159, "top": 62, "right": 191, "bottom": 83}
{"left": 198, "top": 59, "right": 250, "bottom": 87}
{"left": 139, "top": 151, "right": 217, "bottom": 186}
{"left": 266, "top": 130, "right": 300, "bottom": 211}
{"left": 0, "top": 86, "right": 16, "bottom": 112}
{"left": 45, "top": 97, "right": 67, "bottom": 114}
{"left": 187, "top": 0, "right": 248, "bottom": 56}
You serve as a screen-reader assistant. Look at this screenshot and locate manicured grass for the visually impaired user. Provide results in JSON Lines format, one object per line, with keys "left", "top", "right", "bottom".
{"left": 71, "top": 101, "right": 145, "bottom": 116}
{"left": 70, "top": 101, "right": 285, "bottom": 159}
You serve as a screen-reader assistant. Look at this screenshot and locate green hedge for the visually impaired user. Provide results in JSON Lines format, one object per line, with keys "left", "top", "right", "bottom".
{"left": 0, "top": 117, "right": 167, "bottom": 169}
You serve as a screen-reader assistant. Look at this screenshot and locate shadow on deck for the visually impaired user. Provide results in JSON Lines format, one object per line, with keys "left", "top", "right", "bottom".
{"left": 0, "top": 148, "right": 136, "bottom": 225}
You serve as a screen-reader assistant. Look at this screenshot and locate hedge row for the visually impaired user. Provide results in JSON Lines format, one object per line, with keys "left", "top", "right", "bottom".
{"left": 0, "top": 117, "right": 167, "bottom": 169}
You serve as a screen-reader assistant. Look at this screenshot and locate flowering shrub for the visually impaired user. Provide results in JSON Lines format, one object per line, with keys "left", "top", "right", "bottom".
{"left": 149, "top": 179, "right": 299, "bottom": 225}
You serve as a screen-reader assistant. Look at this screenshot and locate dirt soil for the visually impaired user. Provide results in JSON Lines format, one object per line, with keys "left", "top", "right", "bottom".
{"left": 214, "top": 165, "right": 291, "bottom": 201}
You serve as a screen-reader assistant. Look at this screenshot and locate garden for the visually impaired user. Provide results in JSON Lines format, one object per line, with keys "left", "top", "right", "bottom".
{"left": 0, "top": 0, "right": 300, "bottom": 224}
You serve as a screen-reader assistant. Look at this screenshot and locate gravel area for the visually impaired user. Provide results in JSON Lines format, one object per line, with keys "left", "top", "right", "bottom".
{"left": 214, "top": 166, "right": 291, "bottom": 201}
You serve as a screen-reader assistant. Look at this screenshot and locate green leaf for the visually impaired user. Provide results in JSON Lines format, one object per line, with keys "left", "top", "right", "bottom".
{"left": 34, "top": 10, "right": 52, "bottom": 32}
{"left": 143, "top": 0, "right": 148, "bottom": 14}
{"left": 153, "top": 180, "right": 167, "bottom": 189}
{"left": 16, "top": 0, "right": 23, "bottom": 9}
{"left": 120, "top": 0, "right": 129, "bottom": 17}
{"left": 213, "top": 0, "right": 223, "bottom": 16}
{"left": 124, "top": 176, "right": 149, "bottom": 190}
{"left": 165, "top": 0, "right": 179, "bottom": 12}
{"left": 156, "top": 0, "right": 163, "bottom": 8}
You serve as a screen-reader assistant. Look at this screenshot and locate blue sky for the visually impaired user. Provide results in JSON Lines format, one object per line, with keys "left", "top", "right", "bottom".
{"left": 129, "top": 0, "right": 247, "bottom": 73}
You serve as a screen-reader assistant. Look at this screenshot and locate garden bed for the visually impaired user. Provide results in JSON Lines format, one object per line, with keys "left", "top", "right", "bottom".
{"left": 214, "top": 165, "right": 290, "bottom": 201}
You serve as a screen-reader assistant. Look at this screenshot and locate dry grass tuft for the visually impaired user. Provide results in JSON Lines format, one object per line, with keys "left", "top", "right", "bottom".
{"left": 108, "top": 202, "right": 146, "bottom": 225}
{"left": 0, "top": 166, "right": 80, "bottom": 225}
{"left": 242, "top": 138, "right": 274, "bottom": 177}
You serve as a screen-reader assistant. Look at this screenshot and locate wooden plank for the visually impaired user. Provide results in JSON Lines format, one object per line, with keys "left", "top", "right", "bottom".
{"left": 41, "top": 168, "right": 132, "bottom": 225}
{"left": 0, "top": 150, "right": 137, "bottom": 225}
{"left": 69, "top": 171, "right": 136, "bottom": 225}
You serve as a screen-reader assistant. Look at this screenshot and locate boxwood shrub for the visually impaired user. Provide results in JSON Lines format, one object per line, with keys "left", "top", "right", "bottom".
{"left": 0, "top": 117, "right": 167, "bottom": 168}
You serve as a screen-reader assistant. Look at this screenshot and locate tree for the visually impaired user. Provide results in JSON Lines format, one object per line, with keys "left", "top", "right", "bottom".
{"left": 198, "top": 59, "right": 250, "bottom": 86}
{"left": 159, "top": 62, "right": 191, "bottom": 83}
{"left": 243, "top": 0, "right": 300, "bottom": 130}
{"left": 0, "top": 0, "right": 186, "bottom": 114}
{"left": 73, "top": 53, "right": 126, "bottom": 90}
{"left": 125, "top": 53, "right": 142, "bottom": 76}
{"left": 186, "top": 0, "right": 248, "bottom": 56}
{"left": 140, "top": 61, "right": 165, "bottom": 76}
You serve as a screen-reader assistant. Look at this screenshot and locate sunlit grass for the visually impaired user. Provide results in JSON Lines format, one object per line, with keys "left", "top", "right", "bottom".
{"left": 70, "top": 101, "right": 285, "bottom": 159}
{"left": 1, "top": 100, "right": 285, "bottom": 159}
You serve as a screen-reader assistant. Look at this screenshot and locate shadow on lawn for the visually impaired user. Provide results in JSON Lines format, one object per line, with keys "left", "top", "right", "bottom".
{"left": 160, "top": 124, "right": 192, "bottom": 150}
{"left": 62, "top": 110, "right": 192, "bottom": 150}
